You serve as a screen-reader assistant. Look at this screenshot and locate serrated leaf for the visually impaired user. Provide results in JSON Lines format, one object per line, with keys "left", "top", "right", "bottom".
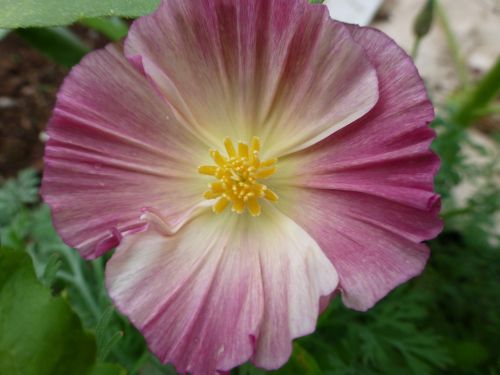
{"left": 0, "top": 0, "right": 160, "bottom": 28}
{"left": 0, "top": 210, "right": 31, "bottom": 249}
{"left": 15, "top": 169, "right": 40, "bottom": 203}
{"left": 0, "top": 169, "right": 39, "bottom": 225}
{"left": 41, "top": 253, "right": 62, "bottom": 288}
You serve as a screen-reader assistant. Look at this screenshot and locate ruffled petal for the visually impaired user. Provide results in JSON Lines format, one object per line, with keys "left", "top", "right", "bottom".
{"left": 106, "top": 207, "right": 338, "bottom": 374}
{"left": 275, "top": 26, "right": 441, "bottom": 310}
{"left": 125, "top": 0, "right": 378, "bottom": 156}
{"left": 41, "top": 45, "right": 208, "bottom": 259}
{"left": 277, "top": 188, "right": 434, "bottom": 310}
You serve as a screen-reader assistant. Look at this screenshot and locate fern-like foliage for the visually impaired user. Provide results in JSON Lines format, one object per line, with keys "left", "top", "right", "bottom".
{"left": 0, "top": 168, "right": 39, "bottom": 226}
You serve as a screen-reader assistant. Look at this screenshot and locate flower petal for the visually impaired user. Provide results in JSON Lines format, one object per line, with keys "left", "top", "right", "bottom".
{"left": 125, "top": 0, "right": 378, "bottom": 156}
{"left": 106, "top": 207, "right": 338, "bottom": 373}
{"left": 275, "top": 26, "right": 441, "bottom": 310}
{"left": 278, "top": 187, "right": 437, "bottom": 310}
{"left": 41, "top": 45, "right": 208, "bottom": 259}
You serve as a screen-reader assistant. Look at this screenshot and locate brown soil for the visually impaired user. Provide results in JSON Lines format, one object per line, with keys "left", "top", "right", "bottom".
{"left": 0, "top": 33, "right": 66, "bottom": 178}
{"left": 0, "top": 27, "right": 109, "bottom": 179}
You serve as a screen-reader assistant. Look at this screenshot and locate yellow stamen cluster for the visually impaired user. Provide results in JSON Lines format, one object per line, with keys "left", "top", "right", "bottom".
{"left": 198, "top": 136, "right": 278, "bottom": 216}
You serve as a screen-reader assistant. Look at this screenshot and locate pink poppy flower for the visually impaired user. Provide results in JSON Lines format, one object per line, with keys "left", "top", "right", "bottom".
{"left": 41, "top": 0, "right": 442, "bottom": 373}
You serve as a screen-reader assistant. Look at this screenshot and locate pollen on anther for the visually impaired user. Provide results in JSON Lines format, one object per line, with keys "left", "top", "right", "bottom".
{"left": 198, "top": 137, "right": 279, "bottom": 216}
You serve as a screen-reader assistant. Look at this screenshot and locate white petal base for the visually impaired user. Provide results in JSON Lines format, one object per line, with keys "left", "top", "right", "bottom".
{"left": 106, "top": 206, "right": 338, "bottom": 374}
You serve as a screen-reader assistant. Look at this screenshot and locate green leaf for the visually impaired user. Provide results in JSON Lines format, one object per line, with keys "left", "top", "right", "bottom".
{"left": 449, "top": 341, "right": 490, "bottom": 369}
{"left": 99, "top": 331, "right": 124, "bottom": 362}
{"left": 0, "top": 210, "right": 31, "bottom": 249}
{"left": 0, "top": 248, "right": 96, "bottom": 374}
{"left": 452, "top": 58, "right": 500, "bottom": 125}
{"left": 237, "top": 343, "right": 322, "bottom": 375}
{"left": 0, "top": 0, "right": 160, "bottom": 28}
{"left": 89, "top": 362, "right": 127, "bottom": 375}
{"left": 273, "top": 343, "right": 323, "bottom": 375}
{"left": 80, "top": 17, "right": 128, "bottom": 41}
{"left": 16, "top": 27, "right": 89, "bottom": 67}
{"left": 41, "top": 253, "right": 62, "bottom": 288}
{"left": 0, "top": 168, "right": 39, "bottom": 225}
{"left": 96, "top": 306, "right": 123, "bottom": 361}
{"left": 96, "top": 306, "right": 116, "bottom": 350}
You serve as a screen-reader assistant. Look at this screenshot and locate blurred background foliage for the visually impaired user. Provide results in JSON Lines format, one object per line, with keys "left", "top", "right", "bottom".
{"left": 0, "top": 0, "right": 499, "bottom": 374}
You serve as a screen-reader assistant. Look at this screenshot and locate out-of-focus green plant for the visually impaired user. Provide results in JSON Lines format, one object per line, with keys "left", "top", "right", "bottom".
{"left": 14, "top": 16, "right": 129, "bottom": 68}
{"left": 80, "top": 17, "right": 129, "bottom": 41}
{"left": 0, "top": 0, "right": 160, "bottom": 28}
{"left": 412, "top": 0, "right": 435, "bottom": 58}
{"left": 16, "top": 27, "right": 90, "bottom": 67}
{"left": 0, "top": 246, "right": 125, "bottom": 375}
{"left": 451, "top": 59, "right": 500, "bottom": 126}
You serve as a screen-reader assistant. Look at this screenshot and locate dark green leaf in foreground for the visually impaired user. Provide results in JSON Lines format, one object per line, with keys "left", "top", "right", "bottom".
{"left": 16, "top": 27, "right": 90, "bottom": 67}
{"left": 273, "top": 343, "right": 323, "bottom": 375}
{"left": 0, "top": 0, "right": 160, "bottom": 28}
{"left": 89, "top": 362, "right": 127, "bottom": 375}
{"left": 0, "top": 249, "right": 98, "bottom": 375}
{"left": 239, "top": 343, "right": 323, "bottom": 375}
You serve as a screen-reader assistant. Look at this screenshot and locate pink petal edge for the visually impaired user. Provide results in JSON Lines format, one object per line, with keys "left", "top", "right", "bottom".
{"left": 125, "top": 0, "right": 379, "bottom": 157}
{"left": 41, "top": 44, "right": 207, "bottom": 259}
{"left": 275, "top": 24, "right": 442, "bottom": 311}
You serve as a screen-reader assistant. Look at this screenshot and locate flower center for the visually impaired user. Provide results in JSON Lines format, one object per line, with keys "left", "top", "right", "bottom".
{"left": 198, "top": 136, "right": 279, "bottom": 216}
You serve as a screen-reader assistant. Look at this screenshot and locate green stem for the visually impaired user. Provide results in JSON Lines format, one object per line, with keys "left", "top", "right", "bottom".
{"left": 91, "top": 257, "right": 106, "bottom": 301}
{"left": 56, "top": 246, "right": 101, "bottom": 320}
{"left": 435, "top": 0, "right": 468, "bottom": 88}
{"left": 451, "top": 58, "right": 500, "bottom": 126}
{"left": 412, "top": 38, "right": 421, "bottom": 60}
{"left": 441, "top": 207, "right": 473, "bottom": 219}
{"left": 75, "top": 272, "right": 101, "bottom": 320}
{"left": 79, "top": 17, "right": 128, "bottom": 41}
{"left": 57, "top": 271, "right": 74, "bottom": 283}
{"left": 130, "top": 350, "right": 152, "bottom": 374}
{"left": 472, "top": 104, "right": 500, "bottom": 118}
{"left": 55, "top": 248, "right": 133, "bottom": 369}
